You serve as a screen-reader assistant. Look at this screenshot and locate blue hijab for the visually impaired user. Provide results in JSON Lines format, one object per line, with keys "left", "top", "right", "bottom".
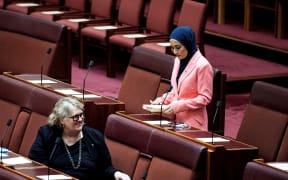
{"left": 170, "top": 26, "right": 197, "bottom": 83}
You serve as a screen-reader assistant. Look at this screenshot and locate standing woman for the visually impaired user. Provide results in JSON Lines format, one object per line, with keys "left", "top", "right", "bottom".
{"left": 29, "top": 97, "right": 130, "bottom": 180}
{"left": 151, "top": 26, "right": 213, "bottom": 130}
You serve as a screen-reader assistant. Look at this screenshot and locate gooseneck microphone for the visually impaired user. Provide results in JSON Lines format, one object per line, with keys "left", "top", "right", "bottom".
{"left": 48, "top": 137, "right": 61, "bottom": 180}
{"left": 82, "top": 60, "right": 95, "bottom": 100}
{"left": 40, "top": 48, "right": 52, "bottom": 86}
{"left": 0, "top": 118, "right": 12, "bottom": 164}
{"left": 211, "top": 100, "right": 222, "bottom": 144}
{"left": 159, "top": 85, "right": 172, "bottom": 127}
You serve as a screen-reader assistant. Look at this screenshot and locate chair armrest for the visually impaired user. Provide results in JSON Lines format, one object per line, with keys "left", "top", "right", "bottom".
{"left": 135, "top": 34, "right": 169, "bottom": 46}
{"left": 106, "top": 26, "right": 145, "bottom": 37}
{"left": 79, "top": 19, "right": 117, "bottom": 29}
{"left": 53, "top": 12, "right": 91, "bottom": 21}
{"left": 28, "top": 5, "right": 68, "bottom": 13}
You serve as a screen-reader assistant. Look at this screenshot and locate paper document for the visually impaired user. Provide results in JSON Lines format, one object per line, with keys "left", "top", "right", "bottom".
{"left": 73, "top": 94, "right": 101, "bottom": 99}
{"left": 68, "top": 18, "right": 89, "bottom": 22}
{"left": 16, "top": 3, "right": 39, "bottom": 7}
{"left": 28, "top": 80, "right": 57, "bottom": 84}
{"left": 267, "top": 162, "right": 288, "bottom": 171}
{"left": 144, "top": 120, "right": 171, "bottom": 126}
{"left": 1, "top": 157, "right": 32, "bottom": 165}
{"left": 142, "top": 104, "right": 168, "bottom": 113}
{"left": 93, "top": 26, "right": 118, "bottom": 30}
{"left": 123, "top": 34, "right": 147, "bottom": 38}
{"left": 37, "top": 175, "right": 72, "bottom": 180}
{"left": 55, "top": 89, "right": 81, "bottom": 95}
{"left": 41, "top": 11, "right": 64, "bottom": 15}
{"left": 157, "top": 42, "right": 170, "bottom": 47}
{"left": 196, "top": 137, "right": 230, "bottom": 143}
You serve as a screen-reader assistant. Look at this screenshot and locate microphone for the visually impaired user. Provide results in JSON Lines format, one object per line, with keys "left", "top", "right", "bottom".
{"left": 211, "top": 100, "right": 222, "bottom": 144}
{"left": 159, "top": 85, "right": 172, "bottom": 127}
{"left": 47, "top": 137, "right": 61, "bottom": 180}
{"left": 0, "top": 118, "right": 12, "bottom": 164}
{"left": 40, "top": 48, "right": 52, "bottom": 86}
{"left": 82, "top": 60, "right": 94, "bottom": 100}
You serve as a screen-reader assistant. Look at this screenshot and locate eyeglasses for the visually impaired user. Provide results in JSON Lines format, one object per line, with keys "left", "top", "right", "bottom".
{"left": 68, "top": 112, "right": 84, "bottom": 122}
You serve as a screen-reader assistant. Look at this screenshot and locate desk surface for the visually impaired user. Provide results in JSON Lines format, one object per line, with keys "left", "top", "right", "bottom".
{"left": 4, "top": 73, "right": 125, "bottom": 132}
{"left": 118, "top": 111, "right": 258, "bottom": 180}
{"left": 1, "top": 150, "right": 77, "bottom": 180}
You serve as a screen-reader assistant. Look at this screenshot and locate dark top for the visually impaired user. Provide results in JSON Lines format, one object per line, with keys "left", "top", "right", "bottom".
{"left": 28, "top": 125, "right": 117, "bottom": 180}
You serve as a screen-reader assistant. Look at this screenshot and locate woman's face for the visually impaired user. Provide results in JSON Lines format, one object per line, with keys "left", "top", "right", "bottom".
{"left": 170, "top": 39, "right": 188, "bottom": 60}
{"left": 61, "top": 106, "right": 84, "bottom": 133}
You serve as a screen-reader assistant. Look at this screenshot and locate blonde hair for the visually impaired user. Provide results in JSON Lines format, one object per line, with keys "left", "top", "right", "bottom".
{"left": 48, "top": 97, "right": 84, "bottom": 127}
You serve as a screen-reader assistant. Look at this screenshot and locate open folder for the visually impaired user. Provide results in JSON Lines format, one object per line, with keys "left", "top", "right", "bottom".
{"left": 142, "top": 104, "right": 168, "bottom": 113}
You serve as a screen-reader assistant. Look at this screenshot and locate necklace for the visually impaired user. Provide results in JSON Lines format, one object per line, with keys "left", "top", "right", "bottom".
{"left": 64, "top": 138, "right": 82, "bottom": 169}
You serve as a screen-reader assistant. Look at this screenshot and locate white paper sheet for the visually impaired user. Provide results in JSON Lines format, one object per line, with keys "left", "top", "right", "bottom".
{"left": 196, "top": 137, "right": 230, "bottom": 143}
{"left": 68, "top": 18, "right": 89, "bottom": 22}
{"left": 144, "top": 120, "right": 171, "bottom": 126}
{"left": 142, "top": 104, "right": 168, "bottom": 113}
{"left": 41, "top": 11, "right": 64, "bottom": 15}
{"left": 54, "top": 89, "right": 81, "bottom": 95}
{"left": 123, "top": 34, "right": 147, "bottom": 38}
{"left": 93, "top": 26, "right": 118, "bottom": 30}
{"left": 16, "top": 3, "right": 39, "bottom": 7}
{"left": 36, "top": 174, "right": 72, "bottom": 180}
{"left": 267, "top": 162, "right": 288, "bottom": 171}
{"left": 28, "top": 80, "right": 57, "bottom": 84}
{"left": 72, "top": 94, "right": 101, "bottom": 98}
{"left": 157, "top": 42, "right": 170, "bottom": 47}
{"left": 1, "top": 157, "right": 32, "bottom": 165}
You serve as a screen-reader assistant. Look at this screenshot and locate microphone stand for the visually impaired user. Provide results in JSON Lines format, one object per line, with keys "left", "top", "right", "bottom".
{"left": 159, "top": 85, "right": 172, "bottom": 127}
{"left": 48, "top": 137, "right": 61, "bottom": 180}
{"left": 211, "top": 100, "right": 222, "bottom": 144}
{"left": 40, "top": 48, "right": 52, "bottom": 86}
{"left": 0, "top": 119, "right": 12, "bottom": 165}
{"left": 82, "top": 60, "right": 94, "bottom": 100}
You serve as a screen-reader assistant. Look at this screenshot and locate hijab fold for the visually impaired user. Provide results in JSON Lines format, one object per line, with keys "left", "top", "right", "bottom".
{"left": 170, "top": 26, "right": 197, "bottom": 83}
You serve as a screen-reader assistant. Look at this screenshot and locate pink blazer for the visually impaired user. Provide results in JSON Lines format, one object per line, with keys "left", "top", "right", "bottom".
{"left": 165, "top": 50, "right": 213, "bottom": 130}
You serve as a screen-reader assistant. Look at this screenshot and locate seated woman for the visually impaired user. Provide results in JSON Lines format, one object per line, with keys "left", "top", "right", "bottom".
{"left": 29, "top": 96, "right": 130, "bottom": 180}
{"left": 151, "top": 26, "right": 213, "bottom": 131}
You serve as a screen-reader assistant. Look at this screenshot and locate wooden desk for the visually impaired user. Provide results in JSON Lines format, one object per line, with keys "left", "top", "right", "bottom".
{"left": 117, "top": 111, "right": 258, "bottom": 180}
{"left": 4, "top": 73, "right": 125, "bottom": 133}
{"left": 0, "top": 150, "right": 77, "bottom": 179}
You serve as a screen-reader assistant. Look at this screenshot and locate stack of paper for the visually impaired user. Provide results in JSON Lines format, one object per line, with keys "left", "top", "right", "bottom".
{"left": 142, "top": 104, "right": 168, "bottom": 113}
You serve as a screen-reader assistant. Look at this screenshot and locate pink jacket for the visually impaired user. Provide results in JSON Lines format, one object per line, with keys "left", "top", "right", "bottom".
{"left": 164, "top": 50, "right": 213, "bottom": 130}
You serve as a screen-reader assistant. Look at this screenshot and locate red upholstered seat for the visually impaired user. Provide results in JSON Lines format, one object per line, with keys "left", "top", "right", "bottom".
{"left": 79, "top": 0, "right": 146, "bottom": 69}
{"left": 106, "top": 0, "right": 177, "bottom": 77}
{"left": 139, "top": 0, "right": 209, "bottom": 56}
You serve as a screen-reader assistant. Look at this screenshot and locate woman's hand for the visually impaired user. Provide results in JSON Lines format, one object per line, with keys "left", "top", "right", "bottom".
{"left": 163, "top": 102, "right": 175, "bottom": 115}
{"left": 114, "top": 171, "right": 131, "bottom": 180}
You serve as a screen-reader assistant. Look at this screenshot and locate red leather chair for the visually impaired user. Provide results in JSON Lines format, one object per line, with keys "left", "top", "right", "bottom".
{"left": 138, "top": 0, "right": 209, "bottom": 56}
{"left": 55, "top": 0, "right": 118, "bottom": 37}
{"left": 106, "top": 0, "right": 177, "bottom": 77}
{"left": 5, "top": 0, "right": 63, "bottom": 14}
{"left": 29, "top": 0, "right": 88, "bottom": 21}
{"left": 79, "top": 0, "right": 146, "bottom": 68}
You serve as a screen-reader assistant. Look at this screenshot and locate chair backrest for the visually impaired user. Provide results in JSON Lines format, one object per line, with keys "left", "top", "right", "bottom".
{"left": 117, "top": 46, "right": 174, "bottom": 114}
{"left": 145, "top": 0, "right": 176, "bottom": 34}
{"left": 117, "top": 0, "right": 146, "bottom": 26}
{"left": 177, "top": 0, "right": 208, "bottom": 55}
{"left": 90, "top": 0, "right": 117, "bottom": 19}
{"left": 0, "top": 9, "right": 72, "bottom": 83}
{"left": 243, "top": 161, "right": 288, "bottom": 180}
{"left": 65, "top": 0, "right": 88, "bottom": 12}
{"left": 206, "top": 68, "right": 227, "bottom": 135}
{"left": 237, "top": 81, "right": 288, "bottom": 161}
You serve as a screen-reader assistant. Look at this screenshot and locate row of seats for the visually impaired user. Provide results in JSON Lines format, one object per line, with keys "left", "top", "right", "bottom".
{"left": 0, "top": 74, "right": 64, "bottom": 157}
{"left": 105, "top": 113, "right": 208, "bottom": 179}
{"left": 1, "top": 0, "right": 208, "bottom": 78}
{"left": 0, "top": 9, "right": 72, "bottom": 83}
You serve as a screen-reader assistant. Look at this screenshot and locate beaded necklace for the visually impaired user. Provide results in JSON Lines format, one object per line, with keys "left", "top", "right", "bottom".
{"left": 64, "top": 138, "right": 82, "bottom": 169}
